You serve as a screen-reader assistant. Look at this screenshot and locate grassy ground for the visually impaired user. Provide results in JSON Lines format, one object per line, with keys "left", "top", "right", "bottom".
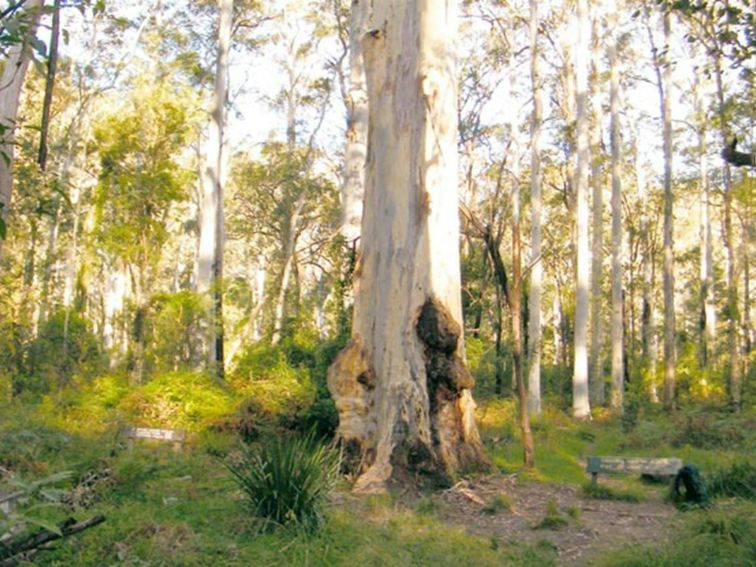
{"left": 0, "top": 396, "right": 753, "bottom": 566}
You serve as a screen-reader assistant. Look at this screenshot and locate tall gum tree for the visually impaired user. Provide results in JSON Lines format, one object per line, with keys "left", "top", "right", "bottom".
{"left": 341, "top": 0, "right": 369, "bottom": 246}
{"left": 527, "top": 0, "right": 543, "bottom": 416}
{"left": 197, "top": 0, "right": 233, "bottom": 379}
{"left": 327, "top": 0, "right": 488, "bottom": 492}
{"left": 0, "top": 0, "right": 44, "bottom": 266}
{"left": 607, "top": 3, "right": 623, "bottom": 412}
{"left": 589, "top": 7, "right": 605, "bottom": 407}
{"left": 573, "top": 0, "right": 592, "bottom": 419}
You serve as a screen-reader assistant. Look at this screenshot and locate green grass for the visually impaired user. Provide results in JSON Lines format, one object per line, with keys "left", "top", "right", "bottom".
{"left": 582, "top": 482, "right": 643, "bottom": 502}
{"left": 1, "top": 393, "right": 753, "bottom": 566}
{"left": 593, "top": 501, "right": 756, "bottom": 567}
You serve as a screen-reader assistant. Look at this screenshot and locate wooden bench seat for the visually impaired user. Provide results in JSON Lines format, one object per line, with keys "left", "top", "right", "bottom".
{"left": 121, "top": 427, "right": 186, "bottom": 453}
{"left": 587, "top": 456, "right": 682, "bottom": 485}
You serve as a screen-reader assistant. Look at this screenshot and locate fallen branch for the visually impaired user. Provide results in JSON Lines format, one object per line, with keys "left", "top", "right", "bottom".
{"left": 0, "top": 514, "right": 105, "bottom": 566}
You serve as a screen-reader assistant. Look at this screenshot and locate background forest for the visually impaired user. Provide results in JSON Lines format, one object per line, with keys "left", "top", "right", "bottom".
{"left": 0, "top": 0, "right": 753, "bottom": 565}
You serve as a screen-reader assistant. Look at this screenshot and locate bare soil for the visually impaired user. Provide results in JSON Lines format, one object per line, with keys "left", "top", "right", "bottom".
{"left": 437, "top": 474, "right": 679, "bottom": 565}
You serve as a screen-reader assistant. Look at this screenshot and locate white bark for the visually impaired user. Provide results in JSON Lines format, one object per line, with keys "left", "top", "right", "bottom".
{"left": 589, "top": 9, "right": 605, "bottom": 407}
{"left": 197, "top": 0, "right": 233, "bottom": 375}
{"left": 104, "top": 262, "right": 128, "bottom": 368}
{"left": 0, "top": 0, "right": 44, "bottom": 265}
{"left": 328, "top": 0, "right": 487, "bottom": 491}
{"left": 527, "top": 0, "right": 543, "bottom": 416}
{"left": 635, "top": 122, "right": 658, "bottom": 403}
{"left": 694, "top": 57, "right": 715, "bottom": 369}
{"left": 608, "top": 7, "right": 623, "bottom": 412}
{"left": 341, "top": 0, "right": 370, "bottom": 245}
{"left": 573, "top": 0, "right": 592, "bottom": 419}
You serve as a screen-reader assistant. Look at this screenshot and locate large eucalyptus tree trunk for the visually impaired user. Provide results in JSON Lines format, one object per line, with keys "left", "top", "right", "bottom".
{"left": 608, "top": 8, "right": 624, "bottom": 412}
{"left": 328, "top": 0, "right": 487, "bottom": 492}
{"left": 573, "top": 0, "right": 592, "bottom": 419}
{"left": 527, "top": 0, "right": 543, "bottom": 416}
{"left": 197, "top": 0, "right": 233, "bottom": 379}
{"left": 341, "top": 0, "right": 369, "bottom": 246}
{"left": 0, "top": 0, "right": 44, "bottom": 265}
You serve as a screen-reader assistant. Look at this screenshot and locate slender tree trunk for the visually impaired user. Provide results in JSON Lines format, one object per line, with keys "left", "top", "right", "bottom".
{"left": 341, "top": 0, "right": 369, "bottom": 245}
{"left": 553, "top": 284, "right": 563, "bottom": 366}
{"left": 37, "top": 0, "right": 62, "bottom": 170}
{"left": 649, "top": 11, "right": 675, "bottom": 408}
{"left": 0, "top": 0, "right": 44, "bottom": 265}
{"left": 694, "top": 59, "right": 715, "bottom": 370}
{"left": 328, "top": 0, "right": 488, "bottom": 492}
{"left": 589, "top": 9, "right": 605, "bottom": 407}
{"left": 573, "top": 0, "right": 592, "bottom": 419}
{"left": 635, "top": 120, "right": 658, "bottom": 402}
{"left": 197, "top": 0, "right": 233, "bottom": 379}
{"left": 271, "top": 192, "right": 305, "bottom": 344}
{"left": 513, "top": 162, "right": 535, "bottom": 467}
{"left": 608, "top": 9, "right": 624, "bottom": 412}
{"left": 661, "top": 14, "right": 675, "bottom": 409}
{"left": 712, "top": 55, "right": 740, "bottom": 407}
{"left": 527, "top": 0, "right": 543, "bottom": 416}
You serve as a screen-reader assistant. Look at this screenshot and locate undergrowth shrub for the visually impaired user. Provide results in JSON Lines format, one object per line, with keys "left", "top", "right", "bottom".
{"left": 142, "top": 291, "right": 207, "bottom": 373}
{"left": 24, "top": 309, "right": 104, "bottom": 394}
{"left": 707, "top": 460, "right": 755, "bottom": 500}
{"left": 119, "top": 371, "right": 233, "bottom": 431}
{"left": 225, "top": 432, "right": 338, "bottom": 532}
{"left": 669, "top": 406, "right": 746, "bottom": 449}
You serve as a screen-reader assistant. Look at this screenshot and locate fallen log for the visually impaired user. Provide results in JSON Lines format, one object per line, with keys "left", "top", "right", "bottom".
{"left": 0, "top": 514, "right": 105, "bottom": 566}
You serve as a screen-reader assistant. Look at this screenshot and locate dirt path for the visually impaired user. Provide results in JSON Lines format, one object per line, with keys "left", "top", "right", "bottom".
{"left": 437, "top": 475, "right": 678, "bottom": 565}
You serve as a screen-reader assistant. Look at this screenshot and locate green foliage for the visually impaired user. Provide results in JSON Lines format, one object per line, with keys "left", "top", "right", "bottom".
{"left": 24, "top": 309, "right": 104, "bottom": 395}
{"left": 119, "top": 371, "right": 234, "bottom": 431}
{"left": 582, "top": 482, "right": 642, "bottom": 502}
{"left": 228, "top": 335, "right": 341, "bottom": 440}
{"left": 707, "top": 460, "right": 755, "bottom": 500}
{"left": 0, "top": 423, "right": 71, "bottom": 473}
{"left": 0, "top": 470, "right": 72, "bottom": 540}
{"left": 39, "top": 373, "right": 130, "bottom": 432}
{"left": 0, "top": 319, "right": 29, "bottom": 400}
{"left": 670, "top": 407, "right": 747, "bottom": 449}
{"left": 92, "top": 78, "right": 198, "bottom": 274}
{"left": 225, "top": 432, "right": 338, "bottom": 532}
{"left": 142, "top": 291, "right": 207, "bottom": 374}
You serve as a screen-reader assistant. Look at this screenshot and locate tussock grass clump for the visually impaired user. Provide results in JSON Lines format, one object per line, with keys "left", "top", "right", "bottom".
{"left": 482, "top": 493, "right": 513, "bottom": 515}
{"left": 225, "top": 432, "right": 338, "bottom": 532}
{"left": 707, "top": 460, "right": 755, "bottom": 500}
{"left": 533, "top": 499, "right": 568, "bottom": 530}
{"left": 582, "top": 482, "right": 642, "bottom": 502}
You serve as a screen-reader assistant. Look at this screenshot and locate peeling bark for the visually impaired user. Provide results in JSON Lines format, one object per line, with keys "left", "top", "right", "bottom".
{"left": 328, "top": 0, "right": 487, "bottom": 492}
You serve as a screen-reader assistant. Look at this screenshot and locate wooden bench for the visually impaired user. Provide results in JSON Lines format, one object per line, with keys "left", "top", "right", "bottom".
{"left": 121, "top": 427, "right": 187, "bottom": 453}
{"left": 587, "top": 456, "right": 682, "bottom": 486}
